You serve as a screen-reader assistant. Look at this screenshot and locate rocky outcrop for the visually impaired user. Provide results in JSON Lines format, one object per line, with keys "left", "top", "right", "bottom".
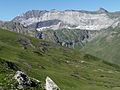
{"left": 14, "top": 71, "right": 41, "bottom": 89}
{"left": 45, "top": 77, "right": 60, "bottom": 90}
{"left": 14, "top": 71, "right": 60, "bottom": 90}
{"left": 17, "top": 35, "right": 35, "bottom": 49}
{"left": 12, "top": 8, "right": 118, "bottom": 30}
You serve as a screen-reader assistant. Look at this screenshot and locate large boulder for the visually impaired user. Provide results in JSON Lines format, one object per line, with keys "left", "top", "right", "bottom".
{"left": 14, "top": 71, "right": 40, "bottom": 89}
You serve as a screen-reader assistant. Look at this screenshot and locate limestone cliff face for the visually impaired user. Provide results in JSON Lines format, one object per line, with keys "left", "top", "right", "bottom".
{"left": 12, "top": 8, "right": 119, "bottom": 30}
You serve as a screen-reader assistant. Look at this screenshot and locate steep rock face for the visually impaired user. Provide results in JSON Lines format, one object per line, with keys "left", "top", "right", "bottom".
{"left": 12, "top": 9, "right": 118, "bottom": 30}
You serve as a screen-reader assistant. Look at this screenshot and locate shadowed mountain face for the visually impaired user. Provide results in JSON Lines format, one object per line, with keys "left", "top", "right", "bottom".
{"left": 12, "top": 8, "right": 120, "bottom": 31}
{"left": 27, "top": 19, "right": 62, "bottom": 30}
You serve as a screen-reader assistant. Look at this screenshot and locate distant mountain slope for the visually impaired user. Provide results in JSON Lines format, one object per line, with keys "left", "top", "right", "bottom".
{"left": 12, "top": 8, "right": 119, "bottom": 30}
{"left": 0, "top": 21, "right": 36, "bottom": 37}
{"left": 37, "top": 29, "right": 100, "bottom": 49}
{"left": 1, "top": 29, "right": 120, "bottom": 90}
{"left": 81, "top": 26, "right": 120, "bottom": 65}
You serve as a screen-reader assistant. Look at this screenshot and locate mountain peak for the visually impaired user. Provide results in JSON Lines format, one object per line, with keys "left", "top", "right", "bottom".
{"left": 97, "top": 8, "right": 108, "bottom": 13}
{"left": 50, "top": 9, "right": 60, "bottom": 12}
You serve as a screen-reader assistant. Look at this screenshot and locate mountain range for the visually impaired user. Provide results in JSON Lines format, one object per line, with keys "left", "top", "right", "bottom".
{"left": 1, "top": 8, "right": 120, "bottom": 89}
{"left": 12, "top": 8, "right": 120, "bottom": 30}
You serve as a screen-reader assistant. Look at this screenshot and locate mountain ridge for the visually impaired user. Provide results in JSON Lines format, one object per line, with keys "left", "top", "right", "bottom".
{"left": 12, "top": 8, "right": 119, "bottom": 31}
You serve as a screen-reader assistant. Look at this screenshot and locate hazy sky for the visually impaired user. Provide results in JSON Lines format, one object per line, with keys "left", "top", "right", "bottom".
{"left": 0, "top": 0, "right": 120, "bottom": 21}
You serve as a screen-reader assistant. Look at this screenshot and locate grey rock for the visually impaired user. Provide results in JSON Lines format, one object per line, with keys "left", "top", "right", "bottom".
{"left": 45, "top": 77, "right": 60, "bottom": 90}
{"left": 14, "top": 71, "right": 40, "bottom": 88}
{"left": 17, "top": 35, "right": 35, "bottom": 49}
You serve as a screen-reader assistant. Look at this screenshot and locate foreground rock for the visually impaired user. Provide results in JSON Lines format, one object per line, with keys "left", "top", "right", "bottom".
{"left": 45, "top": 77, "right": 60, "bottom": 90}
{"left": 14, "top": 71, "right": 41, "bottom": 89}
{"left": 14, "top": 71, "right": 60, "bottom": 90}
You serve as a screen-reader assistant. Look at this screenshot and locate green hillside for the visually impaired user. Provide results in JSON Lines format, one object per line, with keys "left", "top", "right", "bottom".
{"left": 1, "top": 28, "right": 120, "bottom": 90}
{"left": 82, "top": 27, "right": 120, "bottom": 65}
{"left": 38, "top": 29, "right": 99, "bottom": 49}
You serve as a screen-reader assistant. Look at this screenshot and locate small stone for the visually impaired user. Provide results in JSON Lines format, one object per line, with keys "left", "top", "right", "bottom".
{"left": 17, "top": 85, "right": 23, "bottom": 89}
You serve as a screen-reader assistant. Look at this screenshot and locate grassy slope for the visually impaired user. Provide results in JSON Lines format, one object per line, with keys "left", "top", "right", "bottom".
{"left": 82, "top": 27, "right": 120, "bottom": 65}
{"left": 0, "top": 29, "right": 120, "bottom": 90}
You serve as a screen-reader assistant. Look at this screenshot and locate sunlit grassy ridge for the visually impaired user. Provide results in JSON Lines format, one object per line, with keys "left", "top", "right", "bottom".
{"left": 0, "top": 29, "right": 120, "bottom": 90}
